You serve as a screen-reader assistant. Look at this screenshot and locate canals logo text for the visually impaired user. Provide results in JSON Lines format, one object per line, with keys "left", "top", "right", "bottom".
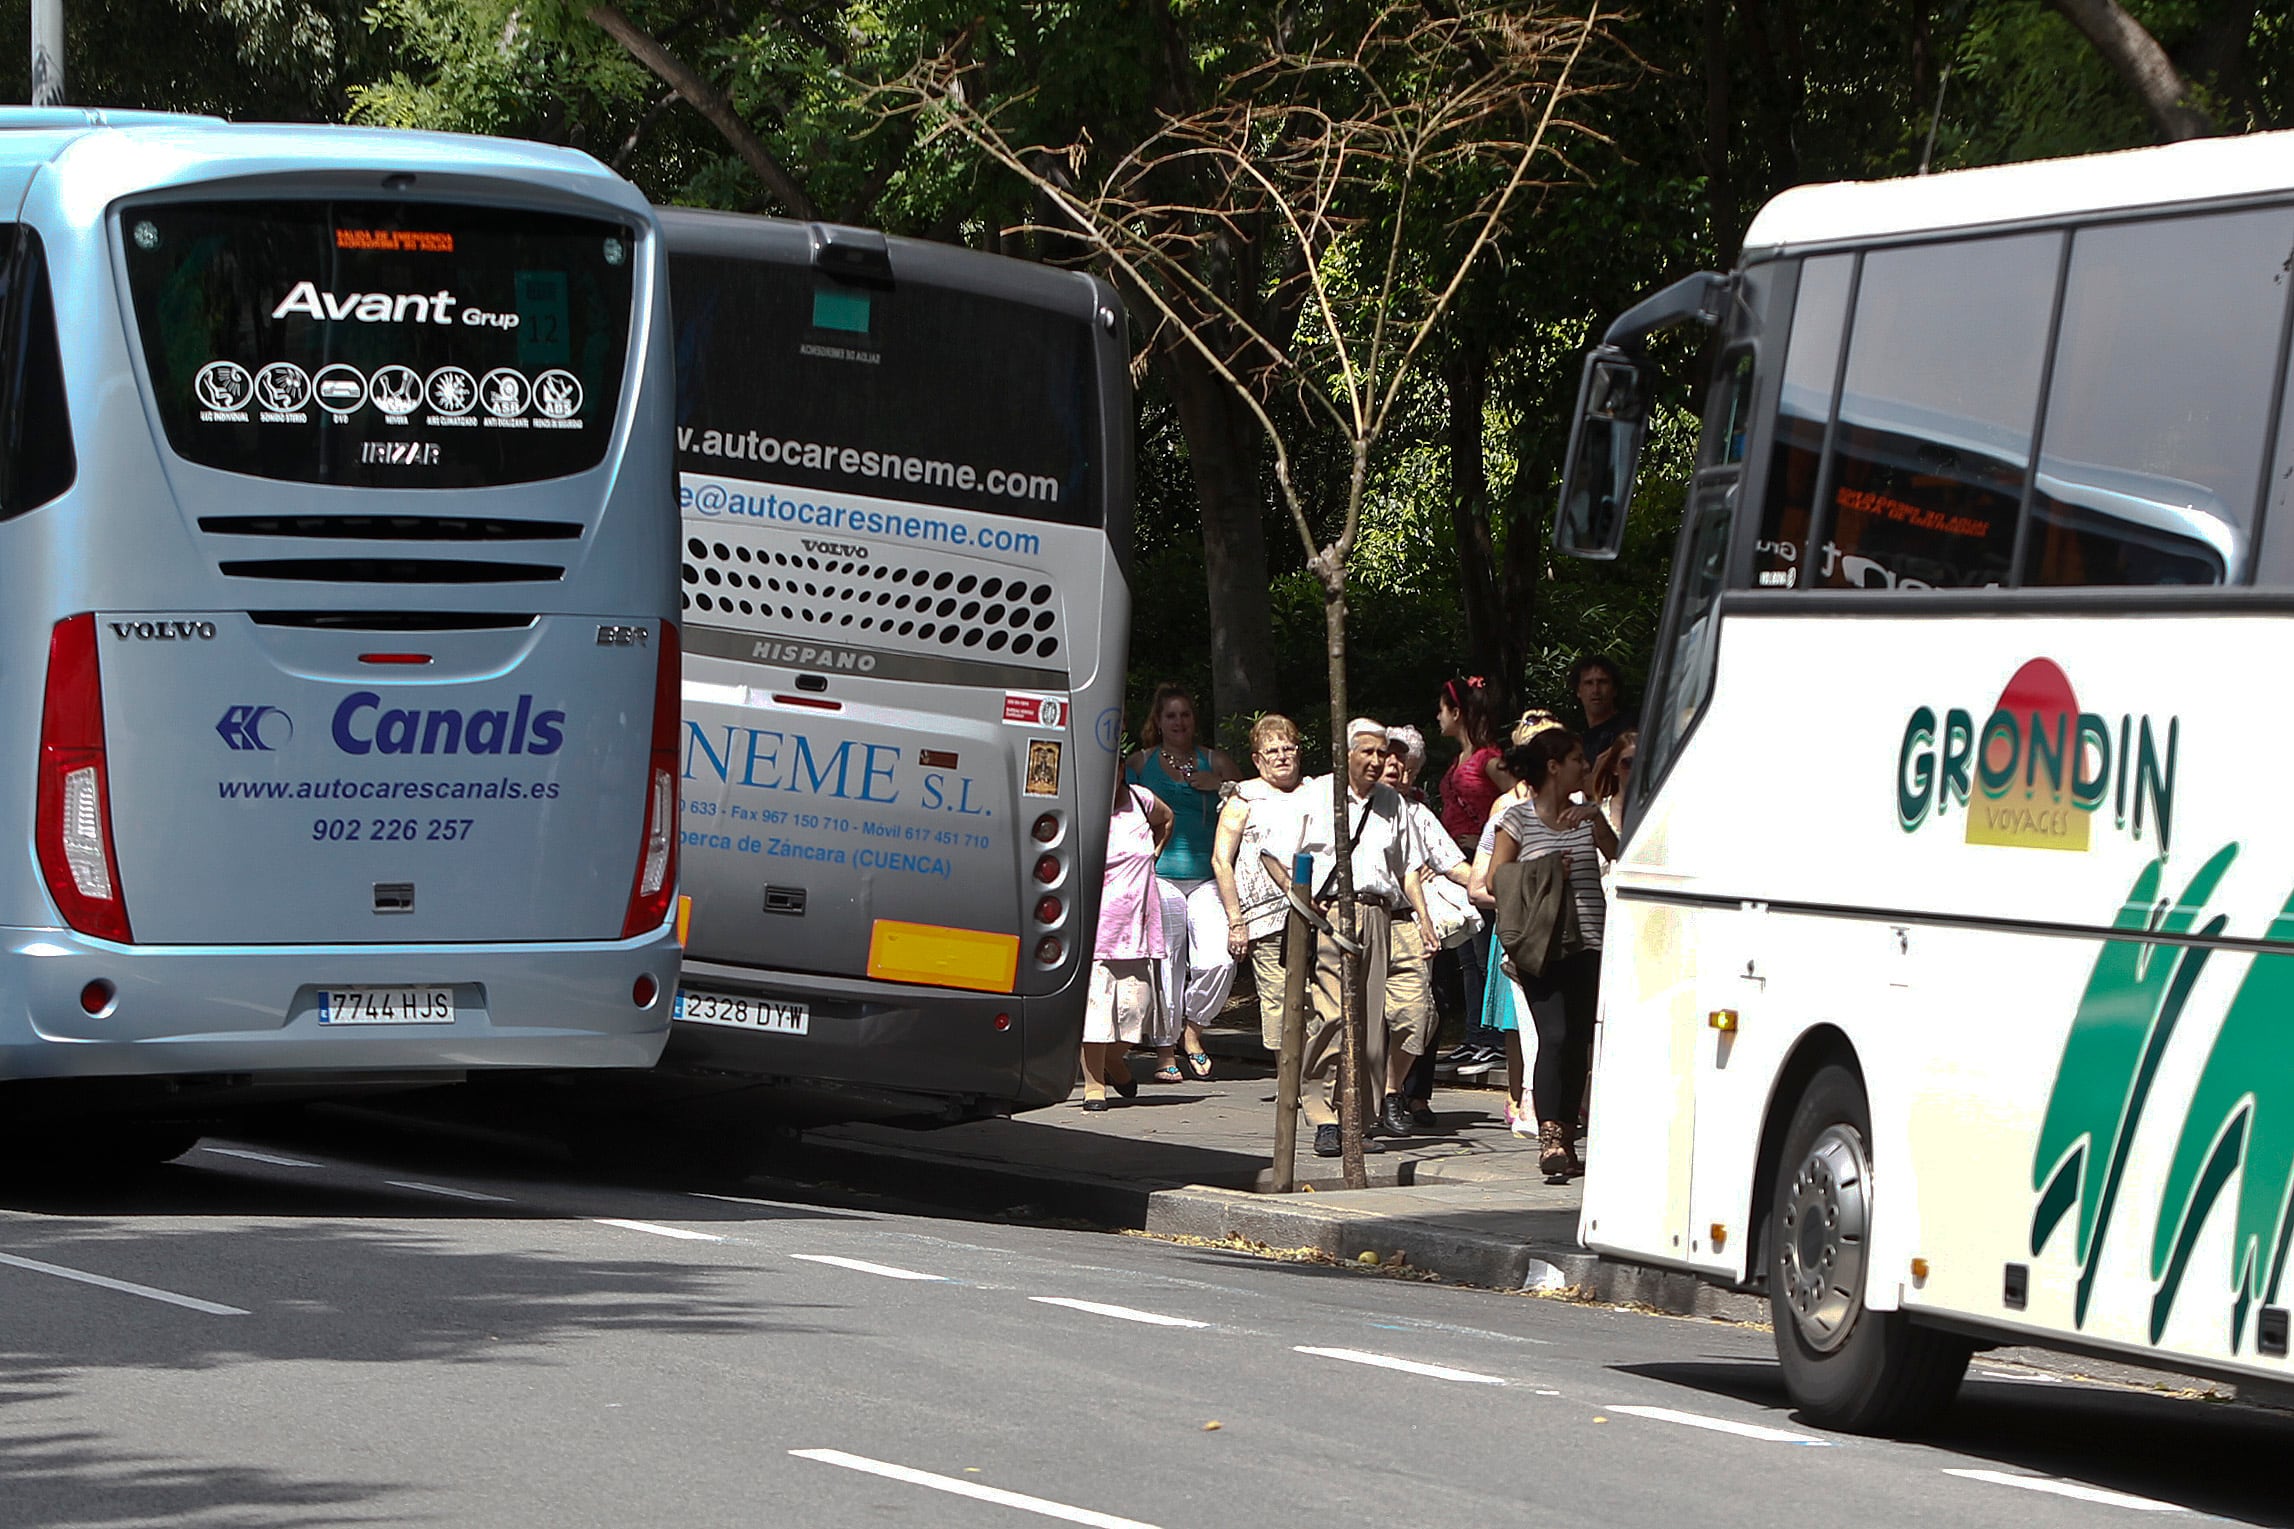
{"left": 1896, "top": 657, "right": 2177, "bottom": 854}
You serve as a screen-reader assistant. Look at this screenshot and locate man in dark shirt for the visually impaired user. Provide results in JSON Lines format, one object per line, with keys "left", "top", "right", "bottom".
{"left": 1571, "top": 654, "right": 1636, "bottom": 762}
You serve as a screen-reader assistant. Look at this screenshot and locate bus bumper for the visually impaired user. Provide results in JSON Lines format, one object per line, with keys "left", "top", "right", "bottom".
{"left": 659, "top": 956, "right": 1089, "bottom": 1118}
{"left": 0, "top": 923, "right": 679, "bottom": 1081}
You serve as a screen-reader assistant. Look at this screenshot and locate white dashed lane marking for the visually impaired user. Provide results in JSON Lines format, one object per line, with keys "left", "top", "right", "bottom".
{"left": 387, "top": 1181, "right": 514, "bottom": 1203}
{"left": 1944, "top": 1469, "right": 2184, "bottom": 1512}
{"left": 792, "top": 1449, "right": 1162, "bottom": 1528}
{"left": 1601, "top": 1404, "right": 1831, "bottom": 1445}
{"left": 594, "top": 1219, "right": 725, "bottom": 1243}
{"left": 1030, "top": 1296, "right": 1211, "bottom": 1329}
{"left": 1293, "top": 1346, "right": 1506, "bottom": 1385}
{"left": 196, "top": 1146, "right": 321, "bottom": 1168}
{"left": 0, "top": 1250, "right": 248, "bottom": 1316}
{"left": 790, "top": 1253, "right": 947, "bottom": 1282}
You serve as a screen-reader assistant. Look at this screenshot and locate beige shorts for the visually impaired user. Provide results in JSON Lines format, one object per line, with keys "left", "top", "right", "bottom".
{"left": 1385, "top": 920, "right": 1434, "bottom": 1058}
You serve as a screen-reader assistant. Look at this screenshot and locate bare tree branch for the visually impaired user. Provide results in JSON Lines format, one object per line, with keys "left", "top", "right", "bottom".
{"left": 2045, "top": 0, "right": 2216, "bottom": 141}
{"left": 587, "top": 3, "right": 820, "bottom": 219}
{"left": 873, "top": 1, "right": 1610, "bottom": 1185}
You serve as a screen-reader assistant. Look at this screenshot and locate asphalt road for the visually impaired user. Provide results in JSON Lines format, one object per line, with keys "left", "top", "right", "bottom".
{"left": 1, "top": 1124, "right": 2288, "bottom": 1529}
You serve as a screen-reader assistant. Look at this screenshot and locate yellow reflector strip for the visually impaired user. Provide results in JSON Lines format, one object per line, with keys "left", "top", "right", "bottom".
{"left": 675, "top": 895, "right": 692, "bottom": 947}
{"left": 867, "top": 920, "right": 1020, "bottom": 994}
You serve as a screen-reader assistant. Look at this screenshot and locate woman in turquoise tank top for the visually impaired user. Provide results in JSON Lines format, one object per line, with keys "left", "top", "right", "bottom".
{"left": 1124, "top": 684, "right": 1241, "bottom": 1079}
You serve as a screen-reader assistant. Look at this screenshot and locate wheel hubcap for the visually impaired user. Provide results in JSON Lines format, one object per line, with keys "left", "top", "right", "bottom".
{"left": 1777, "top": 1122, "right": 1870, "bottom": 1352}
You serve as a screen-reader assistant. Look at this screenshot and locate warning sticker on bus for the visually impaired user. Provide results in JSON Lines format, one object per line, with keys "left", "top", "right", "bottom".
{"left": 1004, "top": 693, "right": 1066, "bottom": 728}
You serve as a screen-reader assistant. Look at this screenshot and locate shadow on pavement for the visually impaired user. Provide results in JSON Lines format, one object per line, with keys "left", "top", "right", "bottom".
{"left": 1617, "top": 1358, "right": 2294, "bottom": 1526}
{"left": 0, "top": 1427, "right": 414, "bottom": 1529}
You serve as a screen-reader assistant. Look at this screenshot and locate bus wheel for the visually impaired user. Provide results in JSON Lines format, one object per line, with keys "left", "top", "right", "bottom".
{"left": 1767, "top": 1063, "right": 1969, "bottom": 1434}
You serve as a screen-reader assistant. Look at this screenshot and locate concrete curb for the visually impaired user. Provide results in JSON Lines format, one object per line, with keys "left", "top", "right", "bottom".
{"left": 793, "top": 1130, "right": 1765, "bottom": 1320}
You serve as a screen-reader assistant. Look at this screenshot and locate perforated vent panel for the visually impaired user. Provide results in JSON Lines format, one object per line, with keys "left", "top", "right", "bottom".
{"left": 682, "top": 525, "right": 1065, "bottom": 662}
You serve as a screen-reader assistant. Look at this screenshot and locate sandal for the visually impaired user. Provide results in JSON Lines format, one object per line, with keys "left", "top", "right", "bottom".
{"left": 1184, "top": 1050, "right": 1214, "bottom": 1081}
{"left": 1151, "top": 1064, "right": 1184, "bottom": 1083}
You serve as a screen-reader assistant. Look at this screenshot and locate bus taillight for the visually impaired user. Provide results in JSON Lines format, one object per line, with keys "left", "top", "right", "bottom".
{"left": 36, "top": 614, "right": 131, "bottom": 942}
{"left": 621, "top": 623, "right": 681, "bottom": 938}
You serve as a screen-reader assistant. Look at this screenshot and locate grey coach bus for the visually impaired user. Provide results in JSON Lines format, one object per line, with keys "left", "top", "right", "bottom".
{"left": 661, "top": 211, "right": 1131, "bottom": 1124}
{"left": 0, "top": 111, "right": 681, "bottom": 1164}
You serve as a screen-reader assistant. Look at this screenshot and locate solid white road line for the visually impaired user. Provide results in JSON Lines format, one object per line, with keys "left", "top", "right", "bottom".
{"left": 387, "top": 1181, "right": 513, "bottom": 1203}
{"left": 0, "top": 1250, "right": 247, "bottom": 1316}
{"left": 1030, "top": 1296, "right": 1211, "bottom": 1329}
{"left": 1293, "top": 1346, "right": 1506, "bottom": 1385}
{"left": 196, "top": 1146, "right": 320, "bottom": 1168}
{"left": 791, "top": 1448, "right": 1162, "bottom": 1529}
{"left": 1944, "top": 1469, "right": 2184, "bottom": 1512}
{"left": 593, "top": 1218, "right": 725, "bottom": 1242}
{"left": 790, "top": 1253, "right": 947, "bottom": 1282}
{"left": 1602, "top": 1404, "right": 1831, "bottom": 1445}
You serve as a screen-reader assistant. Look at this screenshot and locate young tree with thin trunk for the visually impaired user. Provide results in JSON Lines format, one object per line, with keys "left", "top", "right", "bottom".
{"left": 886, "top": 0, "right": 1608, "bottom": 1184}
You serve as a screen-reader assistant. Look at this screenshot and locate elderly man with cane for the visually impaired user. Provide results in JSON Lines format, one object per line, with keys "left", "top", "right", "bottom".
{"left": 1294, "top": 718, "right": 1433, "bottom": 1157}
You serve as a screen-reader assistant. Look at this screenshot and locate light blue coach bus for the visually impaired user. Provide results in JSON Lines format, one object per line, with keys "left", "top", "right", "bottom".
{"left": 0, "top": 110, "right": 682, "bottom": 1165}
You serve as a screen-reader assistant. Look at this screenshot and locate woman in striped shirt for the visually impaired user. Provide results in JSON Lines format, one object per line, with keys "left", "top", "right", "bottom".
{"left": 1488, "top": 727, "right": 1618, "bottom": 1180}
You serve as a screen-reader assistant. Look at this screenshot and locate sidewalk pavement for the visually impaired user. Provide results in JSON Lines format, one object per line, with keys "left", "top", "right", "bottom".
{"left": 797, "top": 1028, "right": 1759, "bottom": 1320}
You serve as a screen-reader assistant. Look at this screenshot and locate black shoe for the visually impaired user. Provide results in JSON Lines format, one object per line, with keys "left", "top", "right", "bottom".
{"left": 1108, "top": 1069, "right": 1139, "bottom": 1099}
{"left": 1407, "top": 1100, "right": 1438, "bottom": 1129}
{"left": 1380, "top": 1093, "right": 1414, "bottom": 1137}
{"left": 1314, "top": 1124, "right": 1341, "bottom": 1157}
{"left": 1082, "top": 1097, "right": 1109, "bottom": 1112}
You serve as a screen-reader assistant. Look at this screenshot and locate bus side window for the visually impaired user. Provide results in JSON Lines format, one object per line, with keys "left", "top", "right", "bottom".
{"left": 1700, "top": 350, "right": 1755, "bottom": 471}
{"left": 0, "top": 227, "right": 74, "bottom": 518}
{"left": 1640, "top": 479, "right": 1735, "bottom": 791}
{"left": 1816, "top": 233, "right": 2058, "bottom": 591}
{"left": 2022, "top": 208, "right": 2294, "bottom": 589}
{"left": 1751, "top": 255, "right": 1851, "bottom": 589}
{"left": 2263, "top": 351, "right": 2294, "bottom": 585}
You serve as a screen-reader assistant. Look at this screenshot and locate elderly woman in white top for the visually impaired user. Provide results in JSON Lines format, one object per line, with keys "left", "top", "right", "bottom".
{"left": 1210, "top": 713, "right": 1309, "bottom": 1056}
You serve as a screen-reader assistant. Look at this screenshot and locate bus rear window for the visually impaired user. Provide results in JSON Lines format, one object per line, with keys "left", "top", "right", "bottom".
{"left": 671, "top": 253, "right": 1099, "bottom": 526}
{"left": 123, "top": 200, "right": 635, "bottom": 488}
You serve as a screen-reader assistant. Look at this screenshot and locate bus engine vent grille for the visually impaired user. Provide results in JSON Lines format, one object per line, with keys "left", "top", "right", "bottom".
{"left": 201, "top": 515, "right": 583, "bottom": 542}
{"left": 679, "top": 531, "right": 1064, "bottom": 661}
{"left": 220, "top": 558, "right": 565, "bottom": 584}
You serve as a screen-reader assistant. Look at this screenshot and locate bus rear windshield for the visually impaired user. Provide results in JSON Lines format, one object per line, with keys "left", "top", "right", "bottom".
{"left": 671, "top": 253, "right": 1100, "bottom": 526}
{"left": 124, "top": 200, "right": 636, "bottom": 489}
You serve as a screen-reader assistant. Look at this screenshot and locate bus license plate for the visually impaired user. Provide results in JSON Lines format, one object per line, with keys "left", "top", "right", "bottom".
{"left": 317, "top": 986, "right": 456, "bottom": 1025}
{"left": 675, "top": 989, "right": 809, "bottom": 1035}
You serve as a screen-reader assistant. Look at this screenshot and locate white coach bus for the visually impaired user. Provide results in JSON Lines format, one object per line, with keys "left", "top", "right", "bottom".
{"left": 1554, "top": 129, "right": 2294, "bottom": 1429}
{"left": 656, "top": 212, "right": 1131, "bottom": 1126}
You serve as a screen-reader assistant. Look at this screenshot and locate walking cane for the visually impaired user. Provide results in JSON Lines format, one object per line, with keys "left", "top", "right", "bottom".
{"left": 1270, "top": 851, "right": 1346, "bottom": 1193}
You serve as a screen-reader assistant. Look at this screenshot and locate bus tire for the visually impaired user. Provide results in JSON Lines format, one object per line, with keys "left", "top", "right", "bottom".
{"left": 1767, "top": 1063, "right": 1969, "bottom": 1434}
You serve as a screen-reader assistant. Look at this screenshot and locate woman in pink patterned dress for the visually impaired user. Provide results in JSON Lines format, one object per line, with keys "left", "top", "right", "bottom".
{"left": 1080, "top": 774, "right": 1173, "bottom": 1110}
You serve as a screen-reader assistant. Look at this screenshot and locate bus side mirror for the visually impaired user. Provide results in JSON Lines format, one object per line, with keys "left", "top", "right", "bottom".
{"left": 1554, "top": 347, "right": 1649, "bottom": 562}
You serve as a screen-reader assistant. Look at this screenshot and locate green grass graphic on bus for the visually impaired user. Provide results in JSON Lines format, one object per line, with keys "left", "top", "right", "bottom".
{"left": 2147, "top": 889, "right": 2294, "bottom": 1350}
{"left": 2031, "top": 844, "right": 2294, "bottom": 1352}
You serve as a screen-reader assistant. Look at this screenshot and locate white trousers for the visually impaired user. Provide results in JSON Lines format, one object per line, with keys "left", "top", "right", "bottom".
{"left": 1155, "top": 876, "right": 1237, "bottom": 1044}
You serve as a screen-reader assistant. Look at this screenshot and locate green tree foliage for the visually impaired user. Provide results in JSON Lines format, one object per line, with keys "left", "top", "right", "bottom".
{"left": 21, "top": 0, "right": 2291, "bottom": 779}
